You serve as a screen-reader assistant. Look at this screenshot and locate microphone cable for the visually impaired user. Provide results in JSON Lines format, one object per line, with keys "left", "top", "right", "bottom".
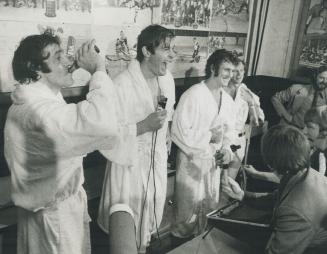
{"left": 138, "top": 87, "right": 167, "bottom": 250}
{"left": 138, "top": 131, "right": 155, "bottom": 250}
{"left": 152, "top": 130, "right": 162, "bottom": 245}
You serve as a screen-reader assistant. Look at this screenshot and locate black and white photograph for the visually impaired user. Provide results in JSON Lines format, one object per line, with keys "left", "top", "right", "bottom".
{"left": 1, "top": 1, "right": 327, "bottom": 254}
{"left": 210, "top": 0, "right": 249, "bottom": 33}
{"left": 94, "top": 0, "right": 161, "bottom": 8}
{"left": 168, "top": 35, "right": 208, "bottom": 78}
{"left": 299, "top": 38, "right": 327, "bottom": 68}
{"left": 306, "top": 0, "right": 327, "bottom": 35}
{"left": 92, "top": 0, "right": 161, "bottom": 27}
{"left": 207, "top": 33, "right": 246, "bottom": 56}
{"left": 160, "top": 0, "right": 212, "bottom": 30}
{"left": 0, "top": 0, "right": 92, "bottom": 23}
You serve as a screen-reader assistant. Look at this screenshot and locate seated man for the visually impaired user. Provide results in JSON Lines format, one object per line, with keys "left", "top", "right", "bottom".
{"left": 243, "top": 106, "right": 327, "bottom": 181}
{"left": 5, "top": 33, "right": 121, "bottom": 254}
{"left": 222, "top": 125, "right": 327, "bottom": 254}
{"left": 271, "top": 65, "right": 327, "bottom": 129}
{"left": 304, "top": 106, "right": 327, "bottom": 176}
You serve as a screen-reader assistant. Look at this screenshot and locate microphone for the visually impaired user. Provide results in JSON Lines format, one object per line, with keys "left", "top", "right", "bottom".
{"left": 67, "top": 45, "right": 100, "bottom": 73}
{"left": 230, "top": 145, "right": 241, "bottom": 153}
{"left": 157, "top": 95, "right": 168, "bottom": 110}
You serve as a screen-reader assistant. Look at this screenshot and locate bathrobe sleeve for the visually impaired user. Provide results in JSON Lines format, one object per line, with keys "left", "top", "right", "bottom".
{"left": 40, "top": 71, "right": 120, "bottom": 157}
{"left": 99, "top": 73, "right": 138, "bottom": 166}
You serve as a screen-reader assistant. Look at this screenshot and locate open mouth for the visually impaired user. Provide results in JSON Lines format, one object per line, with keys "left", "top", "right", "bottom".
{"left": 223, "top": 77, "right": 230, "bottom": 83}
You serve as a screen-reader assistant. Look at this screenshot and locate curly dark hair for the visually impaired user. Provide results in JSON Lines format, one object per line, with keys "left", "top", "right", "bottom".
{"left": 205, "top": 49, "right": 237, "bottom": 79}
{"left": 136, "top": 25, "right": 174, "bottom": 62}
{"left": 311, "top": 65, "right": 327, "bottom": 85}
{"left": 12, "top": 32, "right": 61, "bottom": 84}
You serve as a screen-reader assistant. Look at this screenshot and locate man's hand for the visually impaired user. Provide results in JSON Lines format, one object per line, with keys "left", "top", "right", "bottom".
{"left": 215, "top": 148, "right": 232, "bottom": 167}
{"left": 239, "top": 87, "right": 254, "bottom": 105}
{"left": 137, "top": 110, "right": 167, "bottom": 135}
{"left": 75, "top": 40, "right": 105, "bottom": 74}
{"left": 314, "top": 131, "right": 327, "bottom": 152}
{"left": 248, "top": 107, "right": 259, "bottom": 126}
{"left": 210, "top": 126, "right": 223, "bottom": 144}
{"left": 221, "top": 176, "right": 244, "bottom": 201}
{"left": 166, "top": 121, "right": 172, "bottom": 155}
{"left": 243, "top": 165, "right": 259, "bottom": 178}
{"left": 282, "top": 112, "right": 293, "bottom": 123}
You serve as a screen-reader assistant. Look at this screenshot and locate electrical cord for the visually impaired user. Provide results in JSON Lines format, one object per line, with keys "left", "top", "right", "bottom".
{"left": 138, "top": 81, "right": 166, "bottom": 250}
{"left": 152, "top": 131, "right": 162, "bottom": 245}
{"left": 137, "top": 131, "right": 155, "bottom": 250}
{"left": 137, "top": 129, "right": 162, "bottom": 250}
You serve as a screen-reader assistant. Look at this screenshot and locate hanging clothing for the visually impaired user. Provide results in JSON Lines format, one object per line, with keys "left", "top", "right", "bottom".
{"left": 272, "top": 84, "right": 327, "bottom": 129}
{"left": 228, "top": 83, "right": 264, "bottom": 175}
{"left": 4, "top": 71, "right": 120, "bottom": 254}
{"left": 171, "top": 81, "right": 236, "bottom": 238}
{"left": 98, "top": 59, "right": 175, "bottom": 253}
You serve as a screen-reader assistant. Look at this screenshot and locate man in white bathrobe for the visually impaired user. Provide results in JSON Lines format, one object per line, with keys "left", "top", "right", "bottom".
{"left": 171, "top": 49, "right": 237, "bottom": 239}
{"left": 224, "top": 58, "right": 265, "bottom": 179}
{"left": 4, "top": 33, "right": 121, "bottom": 254}
{"left": 97, "top": 25, "right": 176, "bottom": 254}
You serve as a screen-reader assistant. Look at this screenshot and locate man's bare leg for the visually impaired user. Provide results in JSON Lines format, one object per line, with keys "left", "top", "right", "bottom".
{"left": 109, "top": 211, "right": 138, "bottom": 254}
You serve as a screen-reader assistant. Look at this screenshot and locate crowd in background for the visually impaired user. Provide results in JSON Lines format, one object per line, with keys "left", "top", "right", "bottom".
{"left": 161, "top": 0, "right": 211, "bottom": 27}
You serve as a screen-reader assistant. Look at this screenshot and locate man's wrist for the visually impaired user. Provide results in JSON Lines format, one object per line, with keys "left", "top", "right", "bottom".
{"left": 95, "top": 63, "right": 106, "bottom": 73}
{"left": 136, "top": 120, "right": 149, "bottom": 136}
{"left": 238, "top": 190, "right": 245, "bottom": 201}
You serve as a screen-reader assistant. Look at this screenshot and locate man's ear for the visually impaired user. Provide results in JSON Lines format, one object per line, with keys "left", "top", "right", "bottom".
{"left": 141, "top": 46, "right": 151, "bottom": 59}
{"left": 210, "top": 64, "right": 215, "bottom": 76}
{"left": 27, "top": 61, "right": 40, "bottom": 72}
{"left": 27, "top": 61, "right": 42, "bottom": 78}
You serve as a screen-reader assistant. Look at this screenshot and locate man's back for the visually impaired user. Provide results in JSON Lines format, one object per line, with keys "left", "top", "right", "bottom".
{"left": 270, "top": 169, "right": 327, "bottom": 253}
{"left": 5, "top": 72, "right": 118, "bottom": 212}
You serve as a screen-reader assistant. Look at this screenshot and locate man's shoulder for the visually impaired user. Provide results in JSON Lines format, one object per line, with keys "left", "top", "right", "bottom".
{"left": 279, "top": 84, "right": 311, "bottom": 95}
{"left": 179, "top": 82, "right": 205, "bottom": 101}
{"left": 6, "top": 99, "right": 53, "bottom": 131}
{"left": 280, "top": 169, "right": 327, "bottom": 218}
{"left": 113, "top": 69, "right": 132, "bottom": 87}
{"left": 185, "top": 82, "right": 206, "bottom": 94}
